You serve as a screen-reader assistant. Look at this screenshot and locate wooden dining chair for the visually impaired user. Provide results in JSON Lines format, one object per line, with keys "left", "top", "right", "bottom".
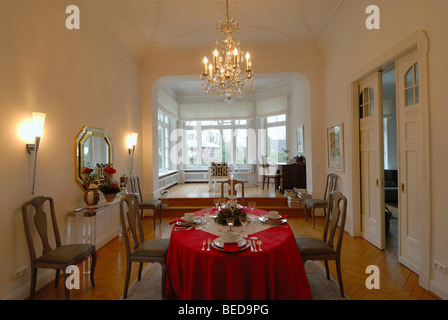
{"left": 22, "top": 196, "right": 97, "bottom": 300}
{"left": 261, "top": 156, "right": 279, "bottom": 190}
{"left": 221, "top": 178, "right": 245, "bottom": 205}
{"left": 304, "top": 173, "right": 337, "bottom": 228}
{"left": 130, "top": 175, "right": 163, "bottom": 229}
{"left": 296, "top": 191, "right": 348, "bottom": 297}
{"left": 119, "top": 194, "right": 169, "bottom": 299}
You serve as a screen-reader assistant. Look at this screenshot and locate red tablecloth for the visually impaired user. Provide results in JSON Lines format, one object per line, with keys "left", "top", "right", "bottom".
{"left": 165, "top": 208, "right": 312, "bottom": 300}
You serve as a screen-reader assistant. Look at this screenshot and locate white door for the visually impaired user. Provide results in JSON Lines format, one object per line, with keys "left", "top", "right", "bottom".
{"left": 359, "top": 72, "right": 385, "bottom": 250}
{"left": 396, "top": 52, "right": 421, "bottom": 274}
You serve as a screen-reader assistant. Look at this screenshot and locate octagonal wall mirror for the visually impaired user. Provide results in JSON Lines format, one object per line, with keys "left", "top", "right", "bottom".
{"left": 75, "top": 125, "right": 114, "bottom": 190}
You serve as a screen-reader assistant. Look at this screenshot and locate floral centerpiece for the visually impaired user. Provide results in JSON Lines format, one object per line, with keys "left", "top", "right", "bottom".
{"left": 215, "top": 204, "right": 247, "bottom": 226}
{"left": 98, "top": 167, "right": 121, "bottom": 201}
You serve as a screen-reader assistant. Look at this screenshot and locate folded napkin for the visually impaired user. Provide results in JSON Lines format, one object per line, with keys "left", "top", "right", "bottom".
{"left": 223, "top": 243, "right": 239, "bottom": 252}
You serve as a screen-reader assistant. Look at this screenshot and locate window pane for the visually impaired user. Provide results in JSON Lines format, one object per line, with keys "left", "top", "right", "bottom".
{"left": 201, "top": 129, "right": 221, "bottom": 165}
{"left": 235, "top": 129, "right": 247, "bottom": 164}
{"left": 222, "top": 129, "right": 233, "bottom": 164}
{"left": 370, "top": 88, "right": 374, "bottom": 102}
{"left": 267, "top": 126, "right": 287, "bottom": 163}
{"left": 277, "top": 114, "right": 286, "bottom": 122}
{"left": 235, "top": 119, "right": 247, "bottom": 125}
{"left": 370, "top": 102, "right": 374, "bottom": 116}
{"left": 406, "top": 67, "right": 414, "bottom": 88}
{"left": 186, "top": 130, "right": 199, "bottom": 165}
{"left": 158, "top": 127, "right": 163, "bottom": 169}
{"left": 406, "top": 88, "right": 414, "bottom": 106}
{"left": 267, "top": 116, "right": 277, "bottom": 123}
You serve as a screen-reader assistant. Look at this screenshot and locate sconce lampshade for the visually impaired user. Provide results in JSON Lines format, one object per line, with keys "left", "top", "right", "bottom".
{"left": 127, "top": 132, "right": 138, "bottom": 149}
{"left": 32, "top": 112, "right": 46, "bottom": 137}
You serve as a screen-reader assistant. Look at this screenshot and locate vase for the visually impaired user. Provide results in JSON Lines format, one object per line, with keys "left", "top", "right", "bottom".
{"left": 83, "top": 183, "right": 100, "bottom": 209}
{"left": 103, "top": 193, "right": 117, "bottom": 202}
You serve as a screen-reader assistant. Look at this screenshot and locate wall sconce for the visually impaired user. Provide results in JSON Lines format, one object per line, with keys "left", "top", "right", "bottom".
{"left": 27, "top": 112, "right": 46, "bottom": 194}
{"left": 126, "top": 132, "right": 138, "bottom": 175}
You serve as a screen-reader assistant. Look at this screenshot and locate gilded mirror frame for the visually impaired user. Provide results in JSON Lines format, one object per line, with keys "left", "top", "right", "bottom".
{"left": 75, "top": 125, "right": 114, "bottom": 190}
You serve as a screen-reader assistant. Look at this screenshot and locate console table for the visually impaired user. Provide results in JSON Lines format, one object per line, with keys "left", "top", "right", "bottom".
{"left": 278, "top": 163, "right": 306, "bottom": 192}
{"left": 67, "top": 198, "right": 121, "bottom": 250}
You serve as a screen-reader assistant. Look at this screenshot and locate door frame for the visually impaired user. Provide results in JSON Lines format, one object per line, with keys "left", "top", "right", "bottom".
{"left": 348, "top": 30, "right": 430, "bottom": 289}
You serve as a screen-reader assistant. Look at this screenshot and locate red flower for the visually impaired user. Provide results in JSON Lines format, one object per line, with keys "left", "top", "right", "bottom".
{"left": 104, "top": 167, "right": 116, "bottom": 175}
{"left": 111, "top": 183, "right": 118, "bottom": 189}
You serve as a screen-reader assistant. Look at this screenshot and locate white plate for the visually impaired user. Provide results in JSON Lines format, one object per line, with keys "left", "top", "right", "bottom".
{"left": 175, "top": 219, "right": 199, "bottom": 227}
{"left": 259, "top": 216, "right": 287, "bottom": 225}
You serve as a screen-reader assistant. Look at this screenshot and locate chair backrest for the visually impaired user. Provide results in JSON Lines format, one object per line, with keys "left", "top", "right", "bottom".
{"left": 324, "top": 173, "right": 338, "bottom": 201}
{"left": 322, "top": 191, "right": 347, "bottom": 255}
{"left": 129, "top": 175, "right": 143, "bottom": 202}
{"left": 221, "top": 179, "right": 245, "bottom": 205}
{"left": 209, "top": 162, "right": 230, "bottom": 178}
{"left": 22, "top": 196, "right": 62, "bottom": 263}
{"left": 119, "top": 193, "right": 145, "bottom": 256}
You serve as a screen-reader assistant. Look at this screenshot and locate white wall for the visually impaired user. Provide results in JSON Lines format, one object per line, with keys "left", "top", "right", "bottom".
{"left": 320, "top": 0, "right": 448, "bottom": 299}
{"left": 0, "top": 0, "right": 142, "bottom": 299}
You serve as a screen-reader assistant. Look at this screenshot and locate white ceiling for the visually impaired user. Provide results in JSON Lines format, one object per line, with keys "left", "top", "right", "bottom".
{"left": 112, "top": 0, "right": 344, "bottom": 48}
{"left": 86, "top": 0, "right": 344, "bottom": 99}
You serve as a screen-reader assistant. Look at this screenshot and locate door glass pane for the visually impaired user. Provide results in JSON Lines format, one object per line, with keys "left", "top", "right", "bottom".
{"left": 415, "top": 63, "right": 419, "bottom": 84}
{"left": 406, "top": 67, "right": 414, "bottom": 87}
{"left": 406, "top": 88, "right": 414, "bottom": 106}
{"left": 370, "top": 102, "right": 374, "bottom": 116}
{"left": 364, "top": 88, "right": 369, "bottom": 103}
{"left": 415, "top": 86, "right": 420, "bottom": 104}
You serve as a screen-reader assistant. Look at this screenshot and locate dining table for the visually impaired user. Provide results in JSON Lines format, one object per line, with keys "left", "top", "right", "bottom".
{"left": 165, "top": 206, "right": 313, "bottom": 300}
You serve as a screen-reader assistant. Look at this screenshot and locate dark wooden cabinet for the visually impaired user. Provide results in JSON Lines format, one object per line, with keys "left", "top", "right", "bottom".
{"left": 278, "top": 163, "right": 306, "bottom": 192}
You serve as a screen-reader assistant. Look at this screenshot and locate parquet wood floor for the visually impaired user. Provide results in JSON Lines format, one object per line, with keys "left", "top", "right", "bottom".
{"left": 34, "top": 209, "right": 440, "bottom": 300}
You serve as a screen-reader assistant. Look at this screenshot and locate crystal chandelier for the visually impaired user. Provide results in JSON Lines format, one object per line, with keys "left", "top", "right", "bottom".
{"left": 201, "top": 0, "right": 254, "bottom": 103}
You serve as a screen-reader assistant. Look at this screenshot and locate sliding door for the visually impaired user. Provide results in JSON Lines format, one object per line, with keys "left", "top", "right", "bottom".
{"left": 359, "top": 72, "right": 385, "bottom": 250}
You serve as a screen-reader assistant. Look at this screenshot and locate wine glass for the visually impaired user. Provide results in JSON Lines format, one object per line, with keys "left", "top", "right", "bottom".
{"left": 220, "top": 198, "right": 226, "bottom": 210}
{"left": 240, "top": 215, "right": 249, "bottom": 235}
{"left": 248, "top": 202, "right": 256, "bottom": 215}
{"left": 213, "top": 198, "right": 220, "bottom": 211}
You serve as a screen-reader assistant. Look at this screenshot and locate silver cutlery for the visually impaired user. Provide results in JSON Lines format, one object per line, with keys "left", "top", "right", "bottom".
{"left": 257, "top": 240, "right": 262, "bottom": 251}
{"left": 202, "top": 239, "right": 206, "bottom": 251}
{"left": 207, "top": 238, "right": 211, "bottom": 251}
{"left": 250, "top": 237, "right": 257, "bottom": 252}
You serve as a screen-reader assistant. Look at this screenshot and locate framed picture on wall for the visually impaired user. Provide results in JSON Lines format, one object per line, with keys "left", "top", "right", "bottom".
{"left": 327, "top": 123, "right": 344, "bottom": 172}
{"left": 297, "top": 125, "right": 304, "bottom": 154}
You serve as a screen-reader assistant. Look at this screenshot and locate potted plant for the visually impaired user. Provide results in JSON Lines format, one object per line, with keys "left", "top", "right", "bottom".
{"left": 98, "top": 167, "right": 121, "bottom": 202}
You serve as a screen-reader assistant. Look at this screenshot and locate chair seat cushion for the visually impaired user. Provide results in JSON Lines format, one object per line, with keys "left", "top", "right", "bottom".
{"left": 295, "top": 237, "right": 336, "bottom": 256}
{"left": 133, "top": 239, "right": 169, "bottom": 257}
{"left": 36, "top": 244, "right": 94, "bottom": 265}
{"left": 304, "top": 198, "right": 327, "bottom": 208}
{"left": 140, "top": 200, "right": 162, "bottom": 209}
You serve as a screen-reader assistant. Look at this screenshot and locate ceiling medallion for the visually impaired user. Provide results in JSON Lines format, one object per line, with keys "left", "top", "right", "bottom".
{"left": 201, "top": 0, "right": 254, "bottom": 104}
